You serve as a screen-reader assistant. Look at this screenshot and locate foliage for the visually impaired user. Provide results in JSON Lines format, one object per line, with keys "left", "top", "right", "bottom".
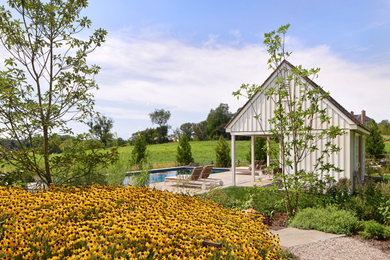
{"left": 203, "top": 186, "right": 332, "bottom": 217}
{"left": 180, "top": 122, "right": 194, "bottom": 139}
{"left": 206, "top": 103, "right": 233, "bottom": 140}
{"left": 176, "top": 133, "right": 194, "bottom": 165}
{"left": 327, "top": 179, "right": 390, "bottom": 225}
{"left": 366, "top": 120, "right": 385, "bottom": 156}
{"left": 378, "top": 197, "right": 390, "bottom": 225}
{"left": 0, "top": 0, "right": 107, "bottom": 185}
{"left": 378, "top": 120, "right": 390, "bottom": 135}
{"left": 358, "top": 220, "right": 390, "bottom": 240}
{"left": 130, "top": 127, "right": 168, "bottom": 144}
{"left": 132, "top": 167, "right": 150, "bottom": 187}
{"left": 326, "top": 178, "right": 352, "bottom": 206}
{"left": 193, "top": 121, "right": 208, "bottom": 141}
{"left": 115, "top": 137, "right": 128, "bottom": 146}
{"left": 0, "top": 169, "right": 34, "bottom": 187}
{"left": 88, "top": 114, "right": 114, "bottom": 147}
{"left": 215, "top": 136, "right": 231, "bottom": 167}
{"left": 351, "top": 181, "right": 390, "bottom": 223}
{"left": 233, "top": 24, "right": 343, "bottom": 216}
{"left": 149, "top": 108, "right": 171, "bottom": 127}
{"left": 155, "top": 126, "right": 169, "bottom": 143}
{"left": 50, "top": 135, "right": 118, "bottom": 186}
{"left": 0, "top": 185, "right": 283, "bottom": 259}
{"left": 246, "top": 137, "right": 267, "bottom": 163}
{"left": 130, "top": 135, "right": 148, "bottom": 166}
{"left": 130, "top": 128, "right": 157, "bottom": 145}
{"left": 98, "top": 140, "right": 252, "bottom": 178}
{"left": 290, "top": 206, "right": 360, "bottom": 235}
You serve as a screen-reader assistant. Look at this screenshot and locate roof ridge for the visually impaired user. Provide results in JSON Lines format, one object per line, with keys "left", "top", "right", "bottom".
{"left": 226, "top": 59, "right": 369, "bottom": 132}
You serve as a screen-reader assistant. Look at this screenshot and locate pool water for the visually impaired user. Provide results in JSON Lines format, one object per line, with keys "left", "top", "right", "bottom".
{"left": 123, "top": 167, "right": 228, "bottom": 185}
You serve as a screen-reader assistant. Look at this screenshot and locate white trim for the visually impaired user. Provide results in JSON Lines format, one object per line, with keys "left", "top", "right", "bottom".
{"left": 251, "top": 136, "right": 255, "bottom": 181}
{"left": 231, "top": 135, "right": 236, "bottom": 186}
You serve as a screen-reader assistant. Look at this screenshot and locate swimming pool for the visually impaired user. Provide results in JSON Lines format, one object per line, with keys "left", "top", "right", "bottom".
{"left": 123, "top": 166, "right": 229, "bottom": 185}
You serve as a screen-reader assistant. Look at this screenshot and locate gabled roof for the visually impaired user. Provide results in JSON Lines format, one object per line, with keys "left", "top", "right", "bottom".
{"left": 225, "top": 60, "right": 369, "bottom": 132}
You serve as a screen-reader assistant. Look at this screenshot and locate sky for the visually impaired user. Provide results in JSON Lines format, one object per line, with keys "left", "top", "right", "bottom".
{"left": 5, "top": 0, "right": 390, "bottom": 138}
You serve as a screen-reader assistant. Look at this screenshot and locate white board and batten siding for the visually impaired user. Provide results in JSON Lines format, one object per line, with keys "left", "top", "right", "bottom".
{"left": 226, "top": 61, "right": 368, "bottom": 182}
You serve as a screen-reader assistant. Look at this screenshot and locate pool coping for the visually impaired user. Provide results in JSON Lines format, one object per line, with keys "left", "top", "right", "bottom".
{"left": 125, "top": 166, "right": 229, "bottom": 176}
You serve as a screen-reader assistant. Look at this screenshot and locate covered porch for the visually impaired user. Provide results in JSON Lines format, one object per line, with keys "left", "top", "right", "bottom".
{"left": 230, "top": 134, "right": 275, "bottom": 186}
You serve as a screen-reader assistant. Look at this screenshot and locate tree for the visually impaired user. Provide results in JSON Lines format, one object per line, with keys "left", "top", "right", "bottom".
{"left": 0, "top": 0, "right": 113, "bottom": 185}
{"left": 88, "top": 114, "right": 114, "bottom": 147}
{"left": 378, "top": 120, "right": 390, "bottom": 135}
{"left": 366, "top": 120, "right": 385, "bottom": 157}
{"left": 193, "top": 121, "right": 207, "bottom": 141}
{"left": 131, "top": 135, "right": 148, "bottom": 166}
{"left": 246, "top": 137, "right": 267, "bottom": 163}
{"left": 176, "top": 133, "right": 194, "bottom": 165}
{"left": 234, "top": 24, "right": 344, "bottom": 216}
{"left": 149, "top": 109, "right": 170, "bottom": 143}
{"left": 180, "top": 122, "right": 194, "bottom": 139}
{"left": 215, "top": 136, "right": 231, "bottom": 167}
{"left": 206, "top": 103, "right": 233, "bottom": 140}
{"left": 149, "top": 109, "right": 171, "bottom": 127}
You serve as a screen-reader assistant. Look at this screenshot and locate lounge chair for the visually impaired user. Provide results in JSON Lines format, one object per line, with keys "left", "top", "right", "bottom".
{"left": 199, "top": 166, "right": 223, "bottom": 186}
{"left": 248, "top": 160, "right": 264, "bottom": 171}
{"left": 165, "top": 166, "right": 203, "bottom": 182}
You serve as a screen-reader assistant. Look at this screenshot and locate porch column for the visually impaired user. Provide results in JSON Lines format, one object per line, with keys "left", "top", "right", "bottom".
{"left": 251, "top": 136, "right": 255, "bottom": 181}
{"left": 231, "top": 135, "right": 236, "bottom": 186}
{"left": 266, "top": 136, "right": 270, "bottom": 167}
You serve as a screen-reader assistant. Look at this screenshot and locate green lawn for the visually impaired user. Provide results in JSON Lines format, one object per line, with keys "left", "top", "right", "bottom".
{"left": 116, "top": 140, "right": 252, "bottom": 168}
{"left": 103, "top": 140, "right": 253, "bottom": 184}
{"left": 385, "top": 142, "right": 390, "bottom": 153}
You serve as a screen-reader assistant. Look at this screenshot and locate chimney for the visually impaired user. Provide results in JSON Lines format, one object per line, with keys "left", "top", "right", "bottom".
{"left": 351, "top": 111, "right": 354, "bottom": 116}
{"left": 361, "top": 110, "right": 366, "bottom": 125}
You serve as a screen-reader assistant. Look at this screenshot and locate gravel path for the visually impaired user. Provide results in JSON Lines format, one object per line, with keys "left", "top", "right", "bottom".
{"left": 288, "top": 237, "right": 390, "bottom": 260}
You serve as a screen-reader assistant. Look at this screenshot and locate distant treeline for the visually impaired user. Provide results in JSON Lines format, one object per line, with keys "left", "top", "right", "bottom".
{"left": 130, "top": 103, "right": 249, "bottom": 145}
{"left": 379, "top": 120, "right": 390, "bottom": 135}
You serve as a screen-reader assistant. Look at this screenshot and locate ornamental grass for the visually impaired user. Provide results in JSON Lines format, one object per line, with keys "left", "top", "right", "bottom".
{"left": 0, "top": 185, "right": 282, "bottom": 259}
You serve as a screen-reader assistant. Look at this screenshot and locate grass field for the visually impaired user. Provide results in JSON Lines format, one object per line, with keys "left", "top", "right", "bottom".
{"left": 104, "top": 140, "right": 254, "bottom": 184}
{"left": 385, "top": 142, "right": 390, "bottom": 153}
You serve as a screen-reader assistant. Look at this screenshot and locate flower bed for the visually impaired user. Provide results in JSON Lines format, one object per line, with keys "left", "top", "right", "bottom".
{"left": 0, "top": 185, "right": 282, "bottom": 259}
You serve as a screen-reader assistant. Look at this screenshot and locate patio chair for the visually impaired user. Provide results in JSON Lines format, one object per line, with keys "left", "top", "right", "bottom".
{"left": 165, "top": 166, "right": 203, "bottom": 182}
{"left": 199, "top": 166, "right": 224, "bottom": 186}
{"left": 248, "top": 160, "right": 264, "bottom": 171}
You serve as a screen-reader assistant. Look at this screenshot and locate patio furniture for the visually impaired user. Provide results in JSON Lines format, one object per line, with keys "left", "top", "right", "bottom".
{"left": 199, "top": 166, "right": 224, "bottom": 186}
{"left": 165, "top": 166, "right": 203, "bottom": 181}
{"left": 248, "top": 160, "right": 264, "bottom": 171}
{"left": 166, "top": 166, "right": 223, "bottom": 189}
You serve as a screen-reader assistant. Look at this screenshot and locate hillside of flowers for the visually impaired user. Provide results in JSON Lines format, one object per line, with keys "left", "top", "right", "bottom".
{"left": 0, "top": 185, "right": 282, "bottom": 259}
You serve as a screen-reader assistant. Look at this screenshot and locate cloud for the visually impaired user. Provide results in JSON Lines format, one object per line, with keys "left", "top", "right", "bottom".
{"left": 75, "top": 30, "right": 390, "bottom": 137}
{"left": 89, "top": 32, "right": 270, "bottom": 117}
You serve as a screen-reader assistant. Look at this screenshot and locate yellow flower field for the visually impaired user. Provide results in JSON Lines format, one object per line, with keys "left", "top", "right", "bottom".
{"left": 0, "top": 185, "right": 282, "bottom": 259}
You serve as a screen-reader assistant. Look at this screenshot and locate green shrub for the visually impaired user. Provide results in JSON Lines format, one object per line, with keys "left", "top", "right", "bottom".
{"left": 131, "top": 135, "right": 148, "bottom": 165}
{"left": 384, "top": 226, "right": 390, "bottom": 239}
{"left": 378, "top": 197, "right": 390, "bottom": 225}
{"left": 245, "top": 137, "right": 267, "bottom": 163}
{"left": 326, "top": 178, "right": 352, "bottom": 205}
{"left": 351, "top": 181, "right": 389, "bottom": 223}
{"left": 133, "top": 168, "right": 150, "bottom": 187}
{"left": 359, "top": 220, "right": 386, "bottom": 240}
{"left": 215, "top": 136, "right": 231, "bottom": 167}
{"left": 176, "top": 133, "right": 194, "bottom": 165}
{"left": 290, "top": 206, "right": 359, "bottom": 235}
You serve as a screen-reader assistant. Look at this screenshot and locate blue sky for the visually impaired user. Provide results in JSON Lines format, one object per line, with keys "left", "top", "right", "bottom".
{"left": 75, "top": 0, "right": 390, "bottom": 138}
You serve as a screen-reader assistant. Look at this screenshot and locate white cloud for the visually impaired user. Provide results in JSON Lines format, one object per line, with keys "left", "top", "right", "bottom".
{"left": 1, "top": 28, "right": 389, "bottom": 138}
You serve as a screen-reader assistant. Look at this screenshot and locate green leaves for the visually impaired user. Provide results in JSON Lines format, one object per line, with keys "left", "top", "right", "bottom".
{"left": 0, "top": 0, "right": 108, "bottom": 185}
{"left": 233, "top": 24, "right": 345, "bottom": 216}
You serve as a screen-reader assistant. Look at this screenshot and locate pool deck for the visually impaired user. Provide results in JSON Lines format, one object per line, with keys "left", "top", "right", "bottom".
{"left": 149, "top": 167, "right": 274, "bottom": 195}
